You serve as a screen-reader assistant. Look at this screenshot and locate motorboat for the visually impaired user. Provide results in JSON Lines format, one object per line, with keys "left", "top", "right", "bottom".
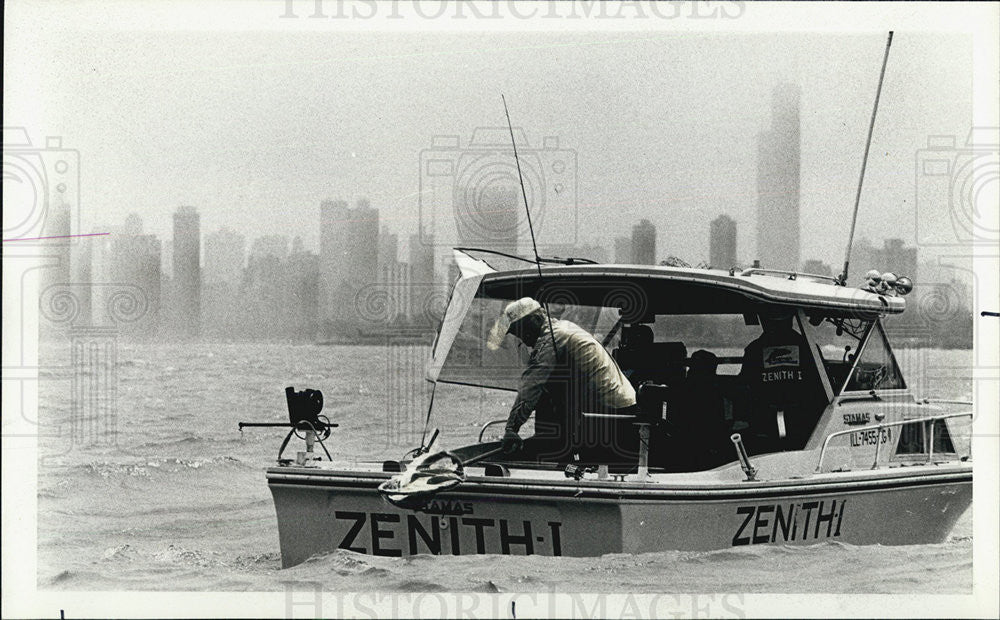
{"left": 252, "top": 250, "right": 973, "bottom": 567}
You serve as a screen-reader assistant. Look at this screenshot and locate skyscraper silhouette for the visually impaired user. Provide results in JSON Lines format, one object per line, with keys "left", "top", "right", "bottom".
{"left": 710, "top": 214, "right": 737, "bottom": 269}
{"left": 614, "top": 236, "right": 632, "bottom": 264}
{"left": 631, "top": 219, "right": 656, "bottom": 265}
{"left": 172, "top": 206, "right": 201, "bottom": 337}
{"left": 202, "top": 227, "right": 245, "bottom": 339}
{"left": 756, "top": 84, "right": 801, "bottom": 271}
{"left": 319, "top": 198, "right": 378, "bottom": 336}
{"left": 110, "top": 214, "right": 161, "bottom": 338}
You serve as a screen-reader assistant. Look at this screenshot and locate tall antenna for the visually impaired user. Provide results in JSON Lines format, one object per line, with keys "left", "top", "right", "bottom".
{"left": 502, "top": 94, "right": 558, "bottom": 352}
{"left": 502, "top": 95, "right": 543, "bottom": 270}
{"left": 838, "top": 31, "right": 894, "bottom": 286}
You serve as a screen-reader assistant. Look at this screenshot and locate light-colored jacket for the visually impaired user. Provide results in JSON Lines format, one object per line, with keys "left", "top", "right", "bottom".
{"left": 506, "top": 318, "right": 636, "bottom": 432}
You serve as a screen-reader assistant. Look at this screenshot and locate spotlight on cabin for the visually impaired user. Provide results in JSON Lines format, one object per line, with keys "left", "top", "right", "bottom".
{"left": 862, "top": 269, "right": 883, "bottom": 292}
{"left": 894, "top": 275, "right": 914, "bottom": 296}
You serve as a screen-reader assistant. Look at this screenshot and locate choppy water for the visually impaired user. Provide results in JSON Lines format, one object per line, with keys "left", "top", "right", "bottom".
{"left": 36, "top": 342, "right": 973, "bottom": 592}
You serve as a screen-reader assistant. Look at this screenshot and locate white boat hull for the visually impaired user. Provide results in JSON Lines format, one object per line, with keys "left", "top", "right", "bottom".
{"left": 267, "top": 464, "right": 971, "bottom": 567}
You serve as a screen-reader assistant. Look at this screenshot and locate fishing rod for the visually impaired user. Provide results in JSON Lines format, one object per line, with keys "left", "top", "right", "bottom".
{"left": 837, "top": 31, "right": 894, "bottom": 286}
{"left": 501, "top": 94, "right": 559, "bottom": 354}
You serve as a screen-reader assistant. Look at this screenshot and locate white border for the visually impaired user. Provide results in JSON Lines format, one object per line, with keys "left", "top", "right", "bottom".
{"left": 3, "top": 1, "right": 997, "bottom": 618}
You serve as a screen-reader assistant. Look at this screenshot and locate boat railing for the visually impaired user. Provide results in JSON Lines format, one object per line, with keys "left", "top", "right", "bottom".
{"left": 738, "top": 267, "right": 841, "bottom": 283}
{"left": 478, "top": 419, "right": 507, "bottom": 443}
{"left": 815, "top": 411, "right": 973, "bottom": 473}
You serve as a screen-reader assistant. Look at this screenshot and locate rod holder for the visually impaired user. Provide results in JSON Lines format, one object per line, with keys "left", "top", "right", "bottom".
{"left": 730, "top": 433, "right": 757, "bottom": 481}
{"left": 296, "top": 430, "right": 317, "bottom": 466}
{"left": 635, "top": 422, "right": 651, "bottom": 481}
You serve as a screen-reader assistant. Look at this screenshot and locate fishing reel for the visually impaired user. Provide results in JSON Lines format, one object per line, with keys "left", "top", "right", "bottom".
{"left": 285, "top": 387, "right": 333, "bottom": 441}
{"left": 237, "top": 386, "right": 338, "bottom": 464}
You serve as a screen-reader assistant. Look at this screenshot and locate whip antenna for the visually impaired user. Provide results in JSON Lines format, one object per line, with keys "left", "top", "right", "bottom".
{"left": 502, "top": 94, "right": 558, "bottom": 352}
{"left": 502, "top": 94, "right": 544, "bottom": 270}
{"left": 838, "top": 31, "right": 893, "bottom": 286}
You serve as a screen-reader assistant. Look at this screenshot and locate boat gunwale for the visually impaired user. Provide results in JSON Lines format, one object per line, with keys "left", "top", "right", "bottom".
{"left": 266, "top": 461, "right": 971, "bottom": 501}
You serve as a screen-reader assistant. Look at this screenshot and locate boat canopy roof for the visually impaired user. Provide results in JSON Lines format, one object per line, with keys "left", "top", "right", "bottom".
{"left": 427, "top": 251, "right": 903, "bottom": 387}
{"left": 476, "top": 264, "right": 904, "bottom": 317}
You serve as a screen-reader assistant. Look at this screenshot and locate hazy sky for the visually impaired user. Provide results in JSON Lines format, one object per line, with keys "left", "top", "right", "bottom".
{"left": 5, "top": 7, "right": 978, "bottom": 269}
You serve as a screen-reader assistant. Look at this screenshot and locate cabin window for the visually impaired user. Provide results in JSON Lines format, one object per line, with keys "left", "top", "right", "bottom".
{"left": 845, "top": 322, "right": 905, "bottom": 392}
{"left": 649, "top": 314, "right": 762, "bottom": 375}
{"left": 895, "top": 420, "right": 956, "bottom": 455}
{"left": 800, "top": 314, "right": 873, "bottom": 394}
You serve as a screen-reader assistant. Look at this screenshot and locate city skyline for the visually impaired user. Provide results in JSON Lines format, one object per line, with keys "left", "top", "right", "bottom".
{"left": 49, "top": 197, "right": 965, "bottom": 343}
{"left": 10, "top": 31, "right": 975, "bottom": 271}
{"left": 84, "top": 198, "right": 948, "bottom": 283}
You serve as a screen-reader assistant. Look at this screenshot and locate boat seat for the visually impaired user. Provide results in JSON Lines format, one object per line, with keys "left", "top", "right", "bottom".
{"left": 638, "top": 351, "right": 736, "bottom": 472}
{"left": 614, "top": 338, "right": 687, "bottom": 387}
{"left": 653, "top": 342, "right": 688, "bottom": 385}
{"left": 636, "top": 382, "right": 670, "bottom": 423}
{"left": 614, "top": 325, "right": 656, "bottom": 386}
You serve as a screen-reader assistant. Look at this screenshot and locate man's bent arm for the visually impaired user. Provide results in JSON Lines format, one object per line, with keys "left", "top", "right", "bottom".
{"left": 505, "top": 342, "right": 556, "bottom": 433}
{"left": 505, "top": 399, "right": 534, "bottom": 434}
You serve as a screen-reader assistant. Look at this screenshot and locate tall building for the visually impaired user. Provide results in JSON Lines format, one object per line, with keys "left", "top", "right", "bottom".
{"left": 631, "top": 219, "right": 656, "bottom": 265}
{"left": 38, "top": 200, "right": 73, "bottom": 338}
{"left": 319, "top": 198, "right": 379, "bottom": 337}
{"left": 288, "top": 238, "right": 319, "bottom": 340}
{"left": 378, "top": 226, "right": 399, "bottom": 270}
{"left": 381, "top": 261, "right": 412, "bottom": 325}
{"left": 203, "top": 228, "right": 245, "bottom": 286}
{"left": 108, "top": 214, "right": 162, "bottom": 338}
{"left": 408, "top": 232, "right": 435, "bottom": 287}
{"left": 88, "top": 222, "right": 116, "bottom": 326}
{"left": 70, "top": 236, "right": 93, "bottom": 327}
{"left": 202, "top": 228, "right": 245, "bottom": 339}
{"left": 709, "top": 215, "right": 737, "bottom": 269}
{"left": 243, "top": 235, "right": 291, "bottom": 337}
{"left": 408, "top": 231, "right": 437, "bottom": 324}
{"left": 614, "top": 236, "right": 632, "bottom": 264}
{"left": 172, "top": 206, "right": 201, "bottom": 337}
{"left": 40, "top": 200, "right": 73, "bottom": 291}
{"left": 756, "top": 83, "right": 801, "bottom": 270}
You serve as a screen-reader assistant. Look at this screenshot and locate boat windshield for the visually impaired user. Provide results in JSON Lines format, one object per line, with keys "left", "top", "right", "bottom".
{"left": 799, "top": 313, "right": 876, "bottom": 394}
{"left": 433, "top": 294, "right": 622, "bottom": 392}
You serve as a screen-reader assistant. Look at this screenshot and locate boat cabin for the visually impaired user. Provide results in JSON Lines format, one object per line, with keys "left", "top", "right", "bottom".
{"left": 427, "top": 251, "right": 937, "bottom": 474}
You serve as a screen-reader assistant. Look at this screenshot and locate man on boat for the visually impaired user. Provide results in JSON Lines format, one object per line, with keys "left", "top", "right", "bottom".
{"left": 486, "top": 297, "right": 637, "bottom": 460}
{"left": 739, "top": 310, "right": 822, "bottom": 451}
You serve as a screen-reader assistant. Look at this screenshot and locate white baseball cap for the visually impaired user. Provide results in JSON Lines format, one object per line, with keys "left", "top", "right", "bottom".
{"left": 486, "top": 297, "right": 542, "bottom": 350}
